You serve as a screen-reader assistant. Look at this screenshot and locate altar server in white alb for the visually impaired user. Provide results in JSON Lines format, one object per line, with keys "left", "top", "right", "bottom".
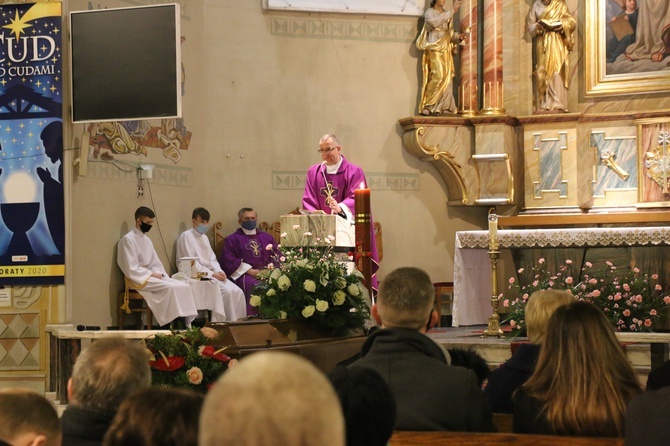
{"left": 117, "top": 206, "right": 198, "bottom": 327}
{"left": 177, "top": 207, "right": 246, "bottom": 321}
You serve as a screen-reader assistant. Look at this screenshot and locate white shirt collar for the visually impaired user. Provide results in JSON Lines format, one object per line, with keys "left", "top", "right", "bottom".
{"left": 242, "top": 227, "right": 257, "bottom": 235}
{"left": 326, "top": 157, "right": 343, "bottom": 174}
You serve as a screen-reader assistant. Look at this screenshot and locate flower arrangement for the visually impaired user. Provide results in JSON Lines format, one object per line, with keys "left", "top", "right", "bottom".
{"left": 251, "top": 233, "right": 370, "bottom": 337}
{"left": 145, "top": 326, "right": 231, "bottom": 392}
{"left": 503, "top": 259, "right": 669, "bottom": 337}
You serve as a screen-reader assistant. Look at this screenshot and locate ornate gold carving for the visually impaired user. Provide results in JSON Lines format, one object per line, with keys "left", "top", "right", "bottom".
{"left": 645, "top": 131, "right": 670, "bottom": 194}
{"left": 402, "top": 127, "right": 469, "bottom": 204}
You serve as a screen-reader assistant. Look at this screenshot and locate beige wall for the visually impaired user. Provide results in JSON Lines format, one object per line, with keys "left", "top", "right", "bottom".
{"left": 65, "top": 0, "right": 486, "bottom": 328}
{"left": 65, "top": 0, "right": 670, "bottom": 328}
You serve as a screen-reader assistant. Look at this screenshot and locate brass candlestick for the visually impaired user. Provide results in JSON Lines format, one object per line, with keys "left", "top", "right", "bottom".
{"left": 481, "top": 247, "right": 504, "bottom": 338}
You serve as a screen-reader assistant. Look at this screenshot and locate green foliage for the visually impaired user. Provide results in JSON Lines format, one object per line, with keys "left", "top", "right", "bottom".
{"left": 145, "top": 326, "right": 229, "bottom": 392}
{"left": 503, "top": 259, "right": 669, "bottom": 337}
{"left": 252, "top": 236, "right": 370, "bottom": 337}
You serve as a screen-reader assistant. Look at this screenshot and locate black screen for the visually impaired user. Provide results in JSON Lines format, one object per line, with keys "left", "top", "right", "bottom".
{"left": 70, "top": 4, "right": 180, "bottom": 123}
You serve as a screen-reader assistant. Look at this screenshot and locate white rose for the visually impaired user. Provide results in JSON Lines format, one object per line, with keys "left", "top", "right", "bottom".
{"left": 278, "top": 275, "right": 291, "bottom": 291}
{"left": 347, "top": 283, "right": 360, "bottom": 296}
{"left": 335, "top": 277, "right": 347, "bottom": 289}
{"left": 266, "top": 288, "right": 276, "bottom": 297}
{"left": 200, "top": 327, "right": 218, "bottom": 339}
{"left": 278, "top": 311, "right": 287, "bottom": 319}
{"left": 249, "top": 295, "right": 262, "bottom": 307}
{"left": 304, "top": 279, "right": 317, "bottom": 292}
{"left": 302, "top": 305, "right": 316, "bottom": 318}
{"left": 270, "top": 268, "right": 282, "bottom": 280}
{"left": 315, "top": 299, "right": 329, "bottom": 312}
{"left": 333, "top": 290, "right": 346, "bottom": 306}
{"left": 186, "top": 366, "right": 203, "bottom": 385}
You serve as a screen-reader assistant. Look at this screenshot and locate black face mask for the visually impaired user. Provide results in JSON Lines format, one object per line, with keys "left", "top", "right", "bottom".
{"left": 139, "top": 221, "right": 153, "bottom": 233}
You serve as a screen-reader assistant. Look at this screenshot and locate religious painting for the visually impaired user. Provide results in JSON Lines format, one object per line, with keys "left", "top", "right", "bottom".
{"left": 0, "top": 2, "right": 64, "bottom": 285}
{"left": 585, "top": 0, "right": 670, "bottom": 97}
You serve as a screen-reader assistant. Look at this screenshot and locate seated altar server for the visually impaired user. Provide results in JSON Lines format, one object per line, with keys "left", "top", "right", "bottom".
{"left": 221, "top": 207, "right": 279, "bottom": 316}
{"left": 177, "top": 207, "right": 246, "bottom": 322}
{"left": 117, "top": 206, "right": 197, "bottom": 327}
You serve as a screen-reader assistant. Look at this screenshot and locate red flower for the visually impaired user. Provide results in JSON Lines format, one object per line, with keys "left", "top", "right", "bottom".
{"left": 150, "top": 355, "right": 185, "bottom": 371}
{"left": 199, "top": 345, "right": 230, "bottom": 362}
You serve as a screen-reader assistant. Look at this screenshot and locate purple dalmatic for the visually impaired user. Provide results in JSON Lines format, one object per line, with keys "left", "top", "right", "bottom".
{"left": 220, "top": 229, "right": 278, "bottom": 316}
{"left": 302, "top": 155, "right": 379, "bottom": 289}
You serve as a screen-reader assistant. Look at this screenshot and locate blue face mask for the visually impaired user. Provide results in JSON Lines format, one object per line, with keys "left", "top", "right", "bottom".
{"left": 196, "top": 224, "right": 209, "bottom": 234}
{"left": 241, "top": 220, "right": 257, "bottom": 231}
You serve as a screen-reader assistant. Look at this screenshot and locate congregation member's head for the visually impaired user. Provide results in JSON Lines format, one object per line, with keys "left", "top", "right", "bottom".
{"left": 199, "top": 351, "right": 345, "bottom": 446}
{"left": 525, "top": 289, "right": 575, "bottom": 344}
{"left": 0, "top": 388, "right": 61, "bottom": 446}
{"left": 237, "top": 207, "right": 257, "bottom": 231}
{"left": 318, "top": 134, "right": 342, "bottom": 166}
{"left": 373, "top": 266, "right": 436, "bottom": 332}
{"left": 134, "top": 206, "right": 155, "bottom": 234}
{"left": 328, "top": 366, "right": 396, "bottom": 446}
{"left": 191, "top": 207, "right": 210, "bottom": 234}
{"left": 103, "top": 387, "right": 204, "bottom": 446}
{"left": 68, "top": 337, "right": 151, "bottom": 414}
{"left": 523, "top": 301, "right": 641, "bottom": 436}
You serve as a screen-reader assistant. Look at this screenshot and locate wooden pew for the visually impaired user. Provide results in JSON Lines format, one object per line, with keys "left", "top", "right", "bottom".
{"left": 389, "top": 431, "right": 623, "bottom": 446}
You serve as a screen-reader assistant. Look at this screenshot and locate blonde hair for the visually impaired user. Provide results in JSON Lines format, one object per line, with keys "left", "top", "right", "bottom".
{"left": 377, "top": 267, "right": 434, "bottom": 330}
{"left": 523, "top": 301, "right": 641, "bottom": 437}
{"left": 525, "top": 289, "right": 575, "bottom": 344}
{"left": 200, "top": 351, "right": 345, "bottom": 446}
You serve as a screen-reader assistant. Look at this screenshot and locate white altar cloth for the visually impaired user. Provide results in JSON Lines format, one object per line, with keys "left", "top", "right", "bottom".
{"left": 453, "top": 226, "right": 670, "bottom": 326}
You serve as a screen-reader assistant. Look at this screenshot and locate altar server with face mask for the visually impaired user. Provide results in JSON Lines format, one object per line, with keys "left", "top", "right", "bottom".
{"left": 177, "top": 207, "right": 246, "bottom": 322}
{"left": 117, "top": 206, "right": 197, "bottom": 327}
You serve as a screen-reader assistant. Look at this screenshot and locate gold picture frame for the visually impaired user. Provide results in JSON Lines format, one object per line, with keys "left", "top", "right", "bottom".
{"left": 585, "top": 0, "right": 670, "bottom": 97}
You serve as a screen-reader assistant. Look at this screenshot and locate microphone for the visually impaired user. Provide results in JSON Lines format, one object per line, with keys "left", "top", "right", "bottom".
{"left": 76, "top": 325, "right": 101, "bottom": 331}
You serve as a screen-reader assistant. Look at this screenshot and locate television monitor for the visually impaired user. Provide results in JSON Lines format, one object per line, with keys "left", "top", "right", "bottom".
{"left": 70, "top": 3, "right": 181, "bottom": 123}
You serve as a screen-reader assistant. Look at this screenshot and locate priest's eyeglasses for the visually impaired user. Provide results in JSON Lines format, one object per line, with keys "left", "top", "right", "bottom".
{"left": 317, "top": 146, "right": 338, "bottom": 153}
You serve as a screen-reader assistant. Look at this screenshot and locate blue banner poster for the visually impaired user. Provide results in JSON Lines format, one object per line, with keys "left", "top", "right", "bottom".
{"left": 0, "top": 2, "right": 63, "bottom": 285}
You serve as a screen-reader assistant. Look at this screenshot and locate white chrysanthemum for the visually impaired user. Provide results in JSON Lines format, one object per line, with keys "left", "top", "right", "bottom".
{"left": 302, "top": 305, "right": 315, "bottom": 318}
{"left": 278, "top": 275, "right": 291, "bottom": 291}
{"left": 335, "top": 277, "right": 347, "bottom": 289}
{"left": 316, "top": 299, "right": 329, "bottom": 312}
{"left": 347, "top": 283, "right": 360, "bottom": 296}
{"left": 304, "top": 279, "right": 317, "bottom": 292}
{"left": 333, "top": 290, "right": 346, "bottom": 306}
{"left": 249, "top": 295, "right": 262, "bottom": 307}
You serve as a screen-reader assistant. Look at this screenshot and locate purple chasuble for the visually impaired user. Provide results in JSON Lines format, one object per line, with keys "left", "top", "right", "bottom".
{"left": 302, "top": 155, "right": 379, "bottom": 289}
{"left": 220, "top": 229, "right": 279, "bottom": 315}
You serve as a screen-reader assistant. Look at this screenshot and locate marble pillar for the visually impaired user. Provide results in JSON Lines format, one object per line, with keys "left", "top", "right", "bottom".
{"left": 459, "top": 0, "right": 478, "bottom": 117}
{"left": 481, "top": 0, "right": 505, "bottom": 115}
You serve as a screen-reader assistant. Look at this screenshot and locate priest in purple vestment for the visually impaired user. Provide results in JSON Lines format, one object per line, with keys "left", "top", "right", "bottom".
{"left": 221, "top": 207, "right": 279, "bottom": 315}
{"left": 302, "top": 134, "right": 379, "bottom": 289}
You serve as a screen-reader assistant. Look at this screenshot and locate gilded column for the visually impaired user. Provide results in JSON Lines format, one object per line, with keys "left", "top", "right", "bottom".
{"left": 458, "top": 0, "right": 478, "bottom": 117}
{"left": 481, "top": 0, "right": 505, "bottom": 115}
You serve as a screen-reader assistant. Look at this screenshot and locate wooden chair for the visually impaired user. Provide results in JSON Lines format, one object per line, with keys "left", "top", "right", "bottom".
{"left": 389, "top": 431, "right": 624, "bottom": 446}
{"left": 118, "top": 279, "right": 153, "bottom": 329}
{"left": 433, "top": 282, "right": 454, "bottom": 327}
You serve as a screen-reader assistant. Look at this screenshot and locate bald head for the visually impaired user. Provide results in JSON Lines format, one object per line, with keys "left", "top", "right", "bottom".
{"left": 200, "top": 352, "right": 344, "bottom": 446}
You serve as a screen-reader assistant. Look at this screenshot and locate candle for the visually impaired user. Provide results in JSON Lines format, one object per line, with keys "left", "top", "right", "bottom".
{"left": 354, "top": 183, "right": 372, "bottom": 298}
{"left": 488, "top": 213, "right": 498, "bottom": 250}
{"left": 354, "top": 183, "right": 370, "bottom": 216}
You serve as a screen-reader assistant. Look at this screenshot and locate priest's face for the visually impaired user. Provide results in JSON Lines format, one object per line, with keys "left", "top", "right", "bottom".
{"left": 319, "top": 139, "right": 341, "bottom": 166}
{"left": 238, "top": 210, "right": 257, "bottom": 226}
